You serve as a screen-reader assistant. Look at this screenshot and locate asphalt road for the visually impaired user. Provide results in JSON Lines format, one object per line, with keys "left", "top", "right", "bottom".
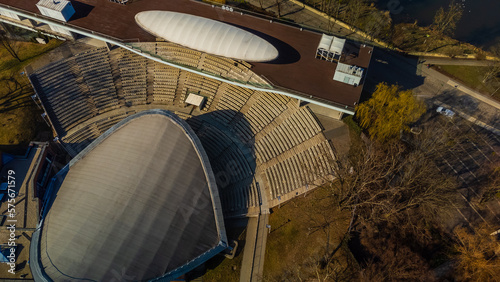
{"left": 365, "top": 48, "right": 500, "bottom": 131}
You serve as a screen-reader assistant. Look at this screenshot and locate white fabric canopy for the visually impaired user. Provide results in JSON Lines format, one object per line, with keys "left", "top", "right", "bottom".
{"left": 135, "top": 11, "right": 279, "bottom": 62}
{"left": 317, "top": 34, "right": 333, "bottom": 50}
{"left": 329, "top": 37, "right": 346, "bottom": 55}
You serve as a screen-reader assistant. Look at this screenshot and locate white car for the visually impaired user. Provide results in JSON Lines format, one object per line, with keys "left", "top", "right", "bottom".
{"left": 436, "top": 106, "right": 455, "bottom": 117}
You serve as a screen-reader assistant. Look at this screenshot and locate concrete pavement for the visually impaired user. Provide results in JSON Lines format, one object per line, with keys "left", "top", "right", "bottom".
{"left": 239, "top": 213, "right": 269, "bottom": 282}
{"left": 421, "top": 57, "right": 496, "bottom": 66}
{"left": 366, "top": 48, "right": 500, "bottom": 133}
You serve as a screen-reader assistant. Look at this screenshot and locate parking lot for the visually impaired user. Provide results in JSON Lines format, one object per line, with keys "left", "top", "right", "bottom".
{"left": 423, "top": 110, "right": 500, "bottom": 231}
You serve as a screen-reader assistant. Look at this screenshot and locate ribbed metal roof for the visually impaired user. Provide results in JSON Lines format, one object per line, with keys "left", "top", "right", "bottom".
{"left": 36, "top": 0, "right": 71, "bottom": 11}
{"left": 135, "top": 11, "right": 279, "bottom": 62}
{"left": 34, "top": 110, "right": 226, "bottom": 281}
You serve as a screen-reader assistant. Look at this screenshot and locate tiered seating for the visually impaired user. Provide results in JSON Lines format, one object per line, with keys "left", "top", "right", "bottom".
{"left": 31, "top": 45, "right": 337, "bottom": 215}
{"left": 236, "top": 91, "right": 291, "bottom": 141}
{"left": 213, "top": 85, "right": 254, "bottom": 124}
{"left": 201, "top": 54, "right": 234, "bottom": 76}
{"left": 254, "top": 107, "right": 323, "bottom": 163}
{"left": 61, "top": 123, "right": 100, "bottom": 157}
{"left": 193, "top": 121, "right": 233, "bottom": 159}
{"left": 182, "top": 72, "right": 221, "bottom": 110}
{"left": 220, "top": 178, "right": 260, "bottom": 213}
{"left": 75, "top": 48, "right": 119, "bottom": 112}
{"left": 117, "top": 50, "right": 148, "bottom": 104}
{"left": 152, "top": 62, "right": 179, "bottom": 103}
{"left": 264, "top": 140, "right": 334, "bottom": 200}
{"left": 192, "top": 116, "right": 254, "bottom": 185}
{"left": 32, "top": 59, "right": 95, "bottom": 132}
{"left": 95, "top": 112, "right": 133, "bottom": 133}
{"left": 156, "top": 42, "right": 201, "bottom": 68}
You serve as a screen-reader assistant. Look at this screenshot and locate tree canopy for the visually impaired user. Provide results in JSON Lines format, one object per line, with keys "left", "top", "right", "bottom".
{"left": 454, "top": 224, "right": 500, "bottom": 281}
{"left": 355, "top": 82, "right": 426, "bottom": 141}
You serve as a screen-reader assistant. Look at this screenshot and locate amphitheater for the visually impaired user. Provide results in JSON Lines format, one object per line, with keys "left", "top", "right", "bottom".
{"left": 28, "top": 43, "right": 336, "bottom": 216}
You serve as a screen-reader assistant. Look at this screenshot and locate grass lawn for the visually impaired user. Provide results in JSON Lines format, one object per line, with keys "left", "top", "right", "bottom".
{"left": 263, "top": 186, "right": 355, "bottom": 280}
{"left": 0, "top": 38, "right": 63, "bottom": 153}
{"left": 437, "top": 65, "right": 500, "bottom": 100}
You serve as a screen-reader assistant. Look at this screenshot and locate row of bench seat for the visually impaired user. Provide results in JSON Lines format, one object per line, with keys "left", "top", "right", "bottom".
{"left": 31, "top": 46, "right": 336, "bottom": 215}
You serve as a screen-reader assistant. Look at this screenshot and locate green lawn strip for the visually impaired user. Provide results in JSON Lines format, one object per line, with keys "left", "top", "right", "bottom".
{"left": 437, "top": 65, "right": 500, "bottom": 100}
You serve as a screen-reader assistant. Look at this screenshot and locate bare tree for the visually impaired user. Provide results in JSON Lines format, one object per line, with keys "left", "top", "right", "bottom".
{"left": 275, "top": 0, "right": 281, "bottom": 18}
{"left": 330, "top": 127, "right": 459, "bottom": 230}
{"left": 258, "top": 0, "right": 264, "bottom": 9}
{"left": 324, "top": 0, "right": 342, "bottom": 33}
{"left": 432, "top": 0, "right": 464, "bottom": 36}
{"left": 357, "top": 223, "right": 437, "bottom": 281}
{"left": 344, "top": 0, "right": 364, "bottom": 27}
{"left": 482, "top": 43, "right": 500, "bottom": 83}
{"left": 0, "top": 30, "right": 21, "bottom": 62}
{"left": 454, "top": 224, "right": 500, "bottom": 281}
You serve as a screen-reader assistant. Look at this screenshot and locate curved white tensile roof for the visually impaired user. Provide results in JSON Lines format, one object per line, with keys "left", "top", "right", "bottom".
{"left": 135, "top": 11, "right": 279, "bottom": 62}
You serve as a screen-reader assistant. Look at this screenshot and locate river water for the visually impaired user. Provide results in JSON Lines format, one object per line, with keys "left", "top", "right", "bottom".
{"left": 374, "top": 0, "right": 500, "bottom": 49}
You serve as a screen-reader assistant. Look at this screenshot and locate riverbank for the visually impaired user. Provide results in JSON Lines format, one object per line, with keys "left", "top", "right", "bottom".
{"left": 237, "top": 0, "right": 499, "bottom": 61}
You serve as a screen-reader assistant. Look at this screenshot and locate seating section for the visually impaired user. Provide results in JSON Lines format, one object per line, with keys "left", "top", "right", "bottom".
{"left": 254, "top": 107, "right": 323, "bottom": 164}
{"left": 220, "top": 178, "right": 260, "bottom": 213}
{"left": 182, "top": 72, "right": 222, "bottom": 110}
{"left": 117, "top": 49, "right": 148, "bottom": 105}
{"left": 234, "top": 91, "right": 290, "bottom": 141}
{"left": 61, "top": 123, "right": 100, "bottom": 157}
{"left": 156, "top": 42, "right": 201, "bottom": 68}
{"left": 187, "top": 115, "right": 258, "bottom": 213}
{"left": 31, "top": 46, "right": 336, "bottom": 215}
{"left": 213, "top": 85, "right": 254, "bottom": 124}
{"left": 75, "top": 48, "right": 119, "bottom": 112}
{"left": 264, "top": 140, "right": 334, "bottom": 200}
{"left": 149, "top": 41, "right": 268, "bottom": 85}
{"left": 152, "top": 62, "right": 179, "bottom": 103}
{"left": 31, "top": 59, "right": 95, "bottom": 134}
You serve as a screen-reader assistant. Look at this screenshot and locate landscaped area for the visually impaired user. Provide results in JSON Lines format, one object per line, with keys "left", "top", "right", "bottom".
{"left": 0, "top": 38, "right": 63, "bottom": 153}
{"left": 263, "top": 186, "right": 354, "bottom": 280}
{"left": 437, "top": 65, "right": 500, "bottom": 100}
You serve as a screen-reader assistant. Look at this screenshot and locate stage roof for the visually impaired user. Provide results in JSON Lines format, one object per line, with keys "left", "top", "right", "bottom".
{"left": 34, "top": 110, "right": 226, "bottom": 281}
{"left": 135, "top": 11, "right": 279, "bottom": 62}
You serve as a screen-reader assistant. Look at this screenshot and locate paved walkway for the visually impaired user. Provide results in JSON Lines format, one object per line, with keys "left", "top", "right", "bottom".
{"left": 418, "top": 65, "right": 500, "bottom": 112}
{"left": 239, "top": 213, "right": 269, "bottom": 282}
{"left": 422, "top": 57, "right": 496, "bottom": 66}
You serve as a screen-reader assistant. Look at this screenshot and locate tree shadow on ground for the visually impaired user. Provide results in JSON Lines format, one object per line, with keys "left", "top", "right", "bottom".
{"left": 362, "top": 48, "right": 425, "bottom": 103}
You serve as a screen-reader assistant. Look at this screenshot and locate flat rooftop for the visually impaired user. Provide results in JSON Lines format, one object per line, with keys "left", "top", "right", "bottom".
{"left": 0, "top": 0, "right": 372, "bottom": 108}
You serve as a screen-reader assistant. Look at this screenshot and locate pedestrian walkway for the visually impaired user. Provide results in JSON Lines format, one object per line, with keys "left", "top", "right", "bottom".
{"left": 422, "top": 57, "right": 495, "bottom": 66}
{"left": 420, "top": 66, "right": 500, "bottom": 112}
{"left": 239, "top": 213, "right": 269, "bottom": 282}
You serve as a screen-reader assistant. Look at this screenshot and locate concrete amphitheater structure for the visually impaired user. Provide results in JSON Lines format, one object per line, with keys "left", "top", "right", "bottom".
{"left": 30, "top": 110, "right": 227, "bottom": 281}
{"left": 28, "top": 46, "right": 336, "bottom": 215}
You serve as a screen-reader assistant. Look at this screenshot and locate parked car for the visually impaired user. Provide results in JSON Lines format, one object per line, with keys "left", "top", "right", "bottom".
{"left": 436, "top": 106, "right": 455, "bottom": 117}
